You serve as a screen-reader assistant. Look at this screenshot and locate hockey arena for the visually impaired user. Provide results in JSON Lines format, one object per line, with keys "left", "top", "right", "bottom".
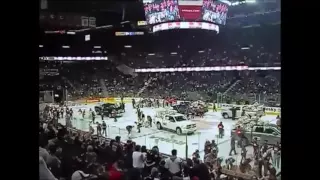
{"left": 40, "top": 0, "right": 281, "bottom": 179}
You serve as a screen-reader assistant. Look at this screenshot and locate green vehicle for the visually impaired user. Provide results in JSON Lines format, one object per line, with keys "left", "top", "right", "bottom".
{"left": 231, "top": 124, "right": 281, "bottom": 146}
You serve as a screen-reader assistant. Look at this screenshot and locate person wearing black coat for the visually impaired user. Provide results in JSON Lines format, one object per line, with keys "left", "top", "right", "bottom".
{"left": 192, "top": 163, "right": 210, "bottom": 180}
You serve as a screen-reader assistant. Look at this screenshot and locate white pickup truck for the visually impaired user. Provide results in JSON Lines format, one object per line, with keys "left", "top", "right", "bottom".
{"left": 154, "top": 111, "right": 197, "bottom": 135}
{"left": 221, "top": 105, "right": 264, "bottom": 119}
{"left": 221, "top": 106, "right": 242, "bottom": 119}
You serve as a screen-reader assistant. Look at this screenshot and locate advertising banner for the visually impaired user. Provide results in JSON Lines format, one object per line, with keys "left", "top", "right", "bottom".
{"left": 178, "top": 6, "right": 202, "bottom": 20}
{"left": 178, "top": 0, "right": 203, "bottom": 20}
{"left": 86, "top": 99, "right": 100, "bottom": 103}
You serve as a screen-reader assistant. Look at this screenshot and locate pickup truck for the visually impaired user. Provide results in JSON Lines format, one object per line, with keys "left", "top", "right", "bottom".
{"left": 221, "top": 107, "right": 242, "bottom": 119}
{"left": 221, "top": 106, "right": 263, "bottom": 119}
{"left": 172, "top": 104, "right": 193, "bottom": 115}
{"left": 231, "top": 124, "right": 281, "bottom": 146}
{"left": 154, "top": 112, "right": 197, "bottom": 135}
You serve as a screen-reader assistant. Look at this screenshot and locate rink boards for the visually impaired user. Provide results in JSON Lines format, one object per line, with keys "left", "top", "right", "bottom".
{"left": 72, "top": 97, "right": 281, "bottom": 116}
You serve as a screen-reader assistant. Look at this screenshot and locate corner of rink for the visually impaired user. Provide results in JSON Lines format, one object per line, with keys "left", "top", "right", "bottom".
{"left": 60, "top": 102, "right": 279, "bottom": 162}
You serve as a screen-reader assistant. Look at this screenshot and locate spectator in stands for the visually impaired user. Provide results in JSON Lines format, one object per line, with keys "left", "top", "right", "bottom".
{"left": 107, "top": 160, "right": 124, "bottom": 180}
{"left": 39, "top": 136, "right": 50, "bottom": 164}
{"left": 47, "top": 144, "right": 62, "bottom": 178}
{"left": 132, "top": 145, "right": 146, "bottom": 170}
{"left": 86, "top": 145, "right": 97, "bottom": 167}
{"left": 165, "top": 149, "right": 182, "bottom": 176}
{"left": 39, "top": 156, "right": 57, "bottom": 180}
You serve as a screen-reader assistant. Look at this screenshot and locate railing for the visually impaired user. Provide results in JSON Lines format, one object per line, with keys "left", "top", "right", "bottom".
{"left": 223, "top": 80, "right": 241, "bottom": 95}
{"left": 60, "top": 115, "right": 227, "bottom": 159}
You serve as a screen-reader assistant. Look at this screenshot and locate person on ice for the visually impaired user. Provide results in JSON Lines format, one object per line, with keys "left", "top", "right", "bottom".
{"left": 112, "top": 109, "right": 117, "bottom": 122}
{"left": 91, "top": 110, "right": 95, "bottom": 124}
{"left": 147, "top": 115, "right": 152, "bottom": 127}
{"left": 136, "top": 117, "right": 143, "bottom": 133}
{"left": 60, "top": 108, "right": 64, "bottom": 118}
{"left": 213, "top": 102, "right": 217, "bottom": 112}
{"left": 69, "top": 108, "right": 73, "bottom": 119}
{"left": 211, "top": 140, "right": 219, "bottom": 153}
{"left": 137, "top": 108, "right": 141, "bottom": 120}
{"left": 102, "top": 121, "right": 107, "bottom": 136}
{"left": 229, "top": 136, "right": 237, "bottom": 156}
{"left": 252, "top": 137, "right": 259, "bottom": 159}
{"left": 96, "top": 122, "right": 102, "bottom": 136}
{"left": 126, "top": 125, "right": 133, "bottom": 137}
{"left": 276, "top": 115, "right": 281, "bottom": 127}
{"left": 217, "top": 121, "right": 224, "bottom": 138}
{"left": 120, "top": 102, "right": 125, "bottom": 112}
{"left": 82, "top": 109, "right": 86, "bottom": 119}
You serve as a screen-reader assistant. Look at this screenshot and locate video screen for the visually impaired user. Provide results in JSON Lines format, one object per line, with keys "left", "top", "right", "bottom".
{"left": 144, "top": 0, "right": 180, "bottom": 25}
{"left": 143, "top": 0, "right": 229, "bottom": 25}
{"left": 201, "top": 0, "right": 228, "bottom": 25}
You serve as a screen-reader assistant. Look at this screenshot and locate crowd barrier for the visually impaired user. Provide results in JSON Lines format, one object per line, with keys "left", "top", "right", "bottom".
{"left": 65, "top": 126, "right": 257, "bottom": 179}
{"left": 66, "top": 126, "right": 174, "bottom": 159}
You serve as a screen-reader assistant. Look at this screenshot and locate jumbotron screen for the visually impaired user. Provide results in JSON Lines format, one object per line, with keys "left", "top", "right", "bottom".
{"left": 143, "top": 0, "right": 228, "bottom": 25}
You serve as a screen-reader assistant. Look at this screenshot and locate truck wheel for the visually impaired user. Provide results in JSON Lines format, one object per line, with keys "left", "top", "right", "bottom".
{"left": 222, "top": 113, "right": 229, "bottom": 119}
{"left": 156, "top": 122, "right": 162, "bottom": 130}
{"left": 176, "top": 128, "right": 182, "bottom": 135}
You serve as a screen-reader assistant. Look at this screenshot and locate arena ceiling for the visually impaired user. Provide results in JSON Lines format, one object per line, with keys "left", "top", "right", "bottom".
{"left": 39, "top": 0, "right": 280, "bottom": 60}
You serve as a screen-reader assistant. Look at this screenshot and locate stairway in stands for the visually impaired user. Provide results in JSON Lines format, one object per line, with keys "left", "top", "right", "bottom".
{"left": 62, "top": 77, "right": 80, "bottom": 94}
{"left": 137, "top": 77, "right": 157, "bottom": 96}
{"left": 223, "top": 79, "right": 241, "bottom": 95}
{"left": 99, "top": 79, "right": 109, "bottom": 97}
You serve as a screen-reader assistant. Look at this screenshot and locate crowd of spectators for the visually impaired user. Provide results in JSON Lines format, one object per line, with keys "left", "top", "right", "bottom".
{"left": 40, "top": 109, "right": 280, "bottom": 180}
{"left": 40, "top": 60, "right": 280, "bottom": 106}
{"left": 39, "top": 121, "right": 217, "bottom": 180}
{"left": 121, "top": 24, "right": 279, "bottom": 69}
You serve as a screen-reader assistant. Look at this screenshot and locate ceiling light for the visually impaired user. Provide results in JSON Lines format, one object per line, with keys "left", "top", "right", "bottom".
{"left": 67, "top": 31, "right": 76, "bottom": 35}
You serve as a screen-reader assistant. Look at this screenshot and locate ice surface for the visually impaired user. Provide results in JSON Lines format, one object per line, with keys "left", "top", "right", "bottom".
{"left": 58, "top": 103, "right": 279, "bottom": 167}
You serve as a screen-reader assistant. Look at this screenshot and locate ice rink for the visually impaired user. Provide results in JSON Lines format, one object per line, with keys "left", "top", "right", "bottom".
{"left": 58, "top": 103, "right": 278, "bottom": 165}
